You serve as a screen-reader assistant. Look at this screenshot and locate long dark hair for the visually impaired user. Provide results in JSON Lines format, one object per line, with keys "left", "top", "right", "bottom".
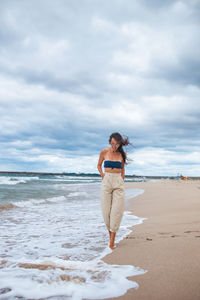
{"left": 109, "top": 132, "right": 132, "bottom": 164}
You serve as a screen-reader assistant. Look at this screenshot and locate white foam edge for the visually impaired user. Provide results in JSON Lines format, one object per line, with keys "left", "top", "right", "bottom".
{"left": 14, "top": 195, "right": 67, "bottom": 208}
{"left": 0, "top": 257, "right": 146, "bottom": 300}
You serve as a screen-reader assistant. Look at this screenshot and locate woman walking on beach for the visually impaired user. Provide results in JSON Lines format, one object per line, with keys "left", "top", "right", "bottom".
{"left": 97, "top": 132, "right": 131, "bottom": 249}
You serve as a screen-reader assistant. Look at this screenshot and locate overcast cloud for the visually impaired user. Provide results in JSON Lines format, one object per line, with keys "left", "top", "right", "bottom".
{"left": 0, "top": 0, "right": 200, "bottom": 176}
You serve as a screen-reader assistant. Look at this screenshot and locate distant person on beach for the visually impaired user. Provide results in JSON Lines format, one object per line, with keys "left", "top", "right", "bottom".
{"left": 97, "top": 132, "right": 131, "bottom": 249}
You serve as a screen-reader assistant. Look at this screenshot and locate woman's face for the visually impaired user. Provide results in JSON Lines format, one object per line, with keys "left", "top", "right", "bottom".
{"left": 110, "top": 138, "right": 120, "bottom": 151}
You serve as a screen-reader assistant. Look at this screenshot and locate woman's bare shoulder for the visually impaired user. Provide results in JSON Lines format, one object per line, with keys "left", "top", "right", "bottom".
{"left": 99, "top": 148, "right": 109, "bottom": 158}
{"left": 100, "top": 148, "right": 109, "bottom": 155}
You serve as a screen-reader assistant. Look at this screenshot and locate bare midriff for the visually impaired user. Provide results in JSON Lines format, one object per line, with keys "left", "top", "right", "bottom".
{"left": 104, "top": 168, "right": 122, "bottom": 174}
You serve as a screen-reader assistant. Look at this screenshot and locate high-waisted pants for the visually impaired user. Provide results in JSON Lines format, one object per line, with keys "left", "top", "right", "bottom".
{"left": 100, "top": 172, "right": 125, "bottom": 232}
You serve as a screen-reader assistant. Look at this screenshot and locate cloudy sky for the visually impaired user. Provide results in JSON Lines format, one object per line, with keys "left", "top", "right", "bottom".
{"left": 0, "top": 0, "right": 200, "bottom": 176}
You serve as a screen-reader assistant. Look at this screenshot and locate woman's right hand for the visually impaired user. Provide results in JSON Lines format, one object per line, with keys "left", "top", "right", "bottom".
{"left": 102, "top": 174, "right": 105, "bottom": 180}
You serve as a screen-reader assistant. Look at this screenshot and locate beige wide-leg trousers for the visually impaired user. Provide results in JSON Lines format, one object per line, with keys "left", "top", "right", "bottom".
{"left": 100, "top": 172, "right": 125, "bottom": 232}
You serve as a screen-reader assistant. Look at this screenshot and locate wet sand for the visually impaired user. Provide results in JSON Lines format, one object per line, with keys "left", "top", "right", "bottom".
{"left": 102, "top": 180, "right": 200, "bottom": 300}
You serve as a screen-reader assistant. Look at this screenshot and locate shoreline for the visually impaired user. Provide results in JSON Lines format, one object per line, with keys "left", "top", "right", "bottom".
{"left": 101, "top": 180, "right": 200, "bottom": 300}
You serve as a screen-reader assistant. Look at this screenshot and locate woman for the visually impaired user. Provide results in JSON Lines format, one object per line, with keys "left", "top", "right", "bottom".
{"left": 97, "top": 132, "right": 131, "bottom": 249}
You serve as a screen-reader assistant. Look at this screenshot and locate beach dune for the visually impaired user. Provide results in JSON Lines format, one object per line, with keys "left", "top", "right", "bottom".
{"left": 102, "top": 180, "right": 200, "bottom": 300}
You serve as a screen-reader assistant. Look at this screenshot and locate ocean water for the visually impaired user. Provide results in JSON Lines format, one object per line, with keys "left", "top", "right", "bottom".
{"left": 0, "top": 174, "right": 147, "bottom": 300}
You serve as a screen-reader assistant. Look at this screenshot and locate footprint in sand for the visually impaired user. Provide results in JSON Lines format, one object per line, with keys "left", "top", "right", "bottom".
{"left": 158, "top": 232, "right": 180, "bottom": 238}
{"left": 184, "top": 230, "right": 200, "bottom": 233}
{"left": 184, "top": 231, "right": 200, "bottom": 239}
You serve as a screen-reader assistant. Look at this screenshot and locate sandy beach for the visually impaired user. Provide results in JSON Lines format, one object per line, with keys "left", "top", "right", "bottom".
{"left": 102, "top": 180, "right": 200, "bottom": 300}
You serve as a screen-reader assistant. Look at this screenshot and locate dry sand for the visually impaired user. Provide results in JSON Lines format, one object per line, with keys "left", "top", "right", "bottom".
{"left": 102, "top": 180, "right": 200, "bottom": 300}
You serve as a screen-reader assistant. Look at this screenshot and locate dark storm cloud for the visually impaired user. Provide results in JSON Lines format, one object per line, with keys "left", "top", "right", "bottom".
{"left": 154, "top": 59, "right": 200, "bottom": 87}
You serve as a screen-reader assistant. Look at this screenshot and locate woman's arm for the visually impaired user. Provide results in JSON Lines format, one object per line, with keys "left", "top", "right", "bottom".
{"left": 97, "top": 149, "right": 105, "bottom": 179}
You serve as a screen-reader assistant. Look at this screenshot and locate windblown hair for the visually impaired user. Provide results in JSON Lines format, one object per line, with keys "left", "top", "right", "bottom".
{"left": 109, "top": 132, "right": 132, "bottom": 164}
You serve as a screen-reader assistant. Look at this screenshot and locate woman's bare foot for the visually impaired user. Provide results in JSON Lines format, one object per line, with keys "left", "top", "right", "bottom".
{"left": 109, "top": 231, "right": 116, "bottom": 249}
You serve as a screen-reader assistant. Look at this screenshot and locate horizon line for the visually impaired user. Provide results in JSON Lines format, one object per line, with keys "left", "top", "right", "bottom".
{"left": 0, "top": 171, "right": 199, "bottom": 179}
